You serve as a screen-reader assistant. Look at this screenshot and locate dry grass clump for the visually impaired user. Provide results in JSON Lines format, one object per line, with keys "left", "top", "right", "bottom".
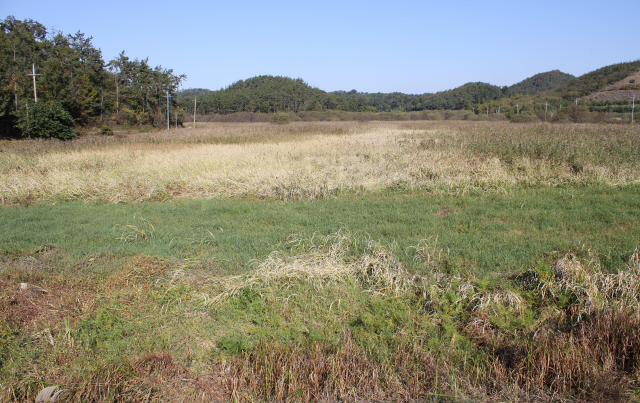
{"left": 552, "top": 248, "right": 640, "bottom": 315}
{"left": 204, "top": 230, "right": 407, "bottom": 306}
{"left": 473, "top": 248, "right": 640, "bottom": 400}
{"left": 220, "top": 330, "right": 452, "bottom": 403}
{"left": 1, "top": 121, "right": 638, "bottom": 205}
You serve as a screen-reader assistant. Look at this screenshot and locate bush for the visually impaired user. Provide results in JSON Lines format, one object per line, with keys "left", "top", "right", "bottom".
{"left": 509, "top": 110, "right": 539, "bottom": 123}
{"left": 18, "top": 101, "right": 76, "bottom": 140}
{"left": 100, "top": 125, "right": 113, "bottom": 135}
{"left": 552, "top": 105, "right": 590, "bottom": 123}
{"left": 270, "top": 112, "right": 290, "bottom": 125}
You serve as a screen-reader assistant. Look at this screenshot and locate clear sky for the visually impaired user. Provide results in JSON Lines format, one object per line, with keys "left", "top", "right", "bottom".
{"left": 2, "top": 0, "right": 639, "bottom": 94}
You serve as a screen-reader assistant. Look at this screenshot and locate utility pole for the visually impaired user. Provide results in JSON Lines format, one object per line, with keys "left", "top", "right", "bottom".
{"left": 176, "top": 84, "right": 179, "bottom": 129}
{"left": 165, "top": 91, "right": 172, "bottom": 131}
{"left": 193, "top": 96, "right": 197, "bottom": 127}
{"left": 115, "top": 73, "right": 119, "bottom": 114}
{"left": 26, "top": 64, "right": 41, "bottom": 102}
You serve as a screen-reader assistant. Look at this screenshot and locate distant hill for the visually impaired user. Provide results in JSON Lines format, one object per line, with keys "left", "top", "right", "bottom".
{"left": 553, "top": 60, "right": 640, "bottom": 100}
{"left": 179, "top": 88, "right": 212, "bottom": 98}
{"left": 180, "top": 75, "right": 373, "bottom": 114}
{"left": 331, "top": 82, "right": 503, "bottom": 111}
{"left": 181, "top": 60, "right": 640, "bottom": 115}
{"left": 421, "top": 82, "right": 503, "bottom": 110}
{"left": 506, "top": 70, "right": 574, "bottom": 96}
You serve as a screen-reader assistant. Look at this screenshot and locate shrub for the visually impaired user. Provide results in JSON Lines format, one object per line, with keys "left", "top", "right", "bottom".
{"left": 552, "top": 105, "right": 590, "bottom": 123}
{"left": 270, "top": 112, "right": 290, "bottom": 125}
{"left": 100, "top": 125, "right": 113, "bottom": 135}
{"left": 18, "top": 101, "right": 76, "bottom": 140}
{"left": 509, "top": 110, "right": 539, "bottom": 123}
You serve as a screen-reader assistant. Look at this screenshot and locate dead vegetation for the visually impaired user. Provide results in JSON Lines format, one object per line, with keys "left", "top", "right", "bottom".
{"left": 1, "top": 121, "right": 638, "bottom": 205}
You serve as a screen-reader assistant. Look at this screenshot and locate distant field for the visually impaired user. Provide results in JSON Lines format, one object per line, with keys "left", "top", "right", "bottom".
{"left": 1, "top": 121, "right": 640, "bottom": 402}
{"left": 1, "top": 121, "right": 638, "bottom": 205}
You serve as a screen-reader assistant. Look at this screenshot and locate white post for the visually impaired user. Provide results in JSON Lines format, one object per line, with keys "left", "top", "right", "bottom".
{"left": 193, "top": 96, "right": 197, "bottom": 127}
{"left": 545, "top": 102, "right": 548, "bottom": 122}
{"left": 632, "top": 94, "right": 636, "bottom": 123}
{"left": 165, "top": 91, "right": 172, "bottom": 131}
{"left": 26, "top": 64, "right": 41, "bottom": 103}
{"left": 575, "top": 98, "right": 578, "bottom": 106}
{"left": 516, "top": 103, "right": 519, "bottom": 115}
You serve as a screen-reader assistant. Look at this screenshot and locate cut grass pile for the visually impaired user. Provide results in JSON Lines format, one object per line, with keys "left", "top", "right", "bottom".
{"left": 0, "top": 121, "right": 638, "bottom": 205}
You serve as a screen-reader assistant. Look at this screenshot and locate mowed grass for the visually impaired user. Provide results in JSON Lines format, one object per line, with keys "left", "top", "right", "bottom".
{"left": 2, "top": 121, "right": 640, "bottom": 402}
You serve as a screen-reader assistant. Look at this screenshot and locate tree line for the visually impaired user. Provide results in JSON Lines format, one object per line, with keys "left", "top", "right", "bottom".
{"left": 180, "top": 71, "right": 579, "bottom": 117}
{"left": 0, "top": 16, "right": 185, "bottom": 138}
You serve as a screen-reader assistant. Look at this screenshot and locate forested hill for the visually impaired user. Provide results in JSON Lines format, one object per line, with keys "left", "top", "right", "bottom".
{"left": 553, "top": 60, "right": 640, "bottom": 100}
{"left": 179, "top": 88, "right": 212, "bottom": 98}
{"left": 180, "top": 76, "right": 508, "bottom": 114}
{"left": 421, "top": 82, "right": 504, "bottom": 110}
{"left": 179, "top": 76, "right": 374, "bottom": 114}
{"left": 505, "top": 70, "right": 574, "bottom": 96}
{"left": 330, "top": 82, "right": 505, "bottom": 112}
{"left": 181, "top": 62, "right": 638, "bottom": 116}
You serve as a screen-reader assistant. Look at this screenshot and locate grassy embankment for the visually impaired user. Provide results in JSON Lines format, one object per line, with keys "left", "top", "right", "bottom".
{"left": 1, "top": 121, "right": 640, "bottom": 402}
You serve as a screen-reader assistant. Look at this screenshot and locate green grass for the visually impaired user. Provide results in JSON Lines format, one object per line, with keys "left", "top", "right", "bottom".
{"left": 2, "top": 185, "right": 640, "bottom": 402}
{"left": 1, "top": 186, "right": 639, "bottom": 276}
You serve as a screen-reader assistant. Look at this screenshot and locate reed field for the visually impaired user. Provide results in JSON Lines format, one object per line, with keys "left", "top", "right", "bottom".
{"left": 1, "top": 121, "right": 639, "bottom": 205}
{"left": 2, "top": 121, "right": 640, "bottom": 402}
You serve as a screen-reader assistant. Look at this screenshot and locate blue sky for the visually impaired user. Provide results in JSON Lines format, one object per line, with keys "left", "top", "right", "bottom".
{"left": 2, "top": 0, "right": 639, "bottom": 94}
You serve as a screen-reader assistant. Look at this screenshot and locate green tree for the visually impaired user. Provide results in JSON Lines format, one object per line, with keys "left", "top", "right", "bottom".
{"left": 17, "top": 101, "right": 75, "bottom": 140}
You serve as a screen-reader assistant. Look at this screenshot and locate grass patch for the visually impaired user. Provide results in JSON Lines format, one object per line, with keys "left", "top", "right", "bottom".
{"left": 4, "top": 226, "right": 639, "bottom": 401}
{"left": 0, "top": 186, "right": 639, "bottom": 276}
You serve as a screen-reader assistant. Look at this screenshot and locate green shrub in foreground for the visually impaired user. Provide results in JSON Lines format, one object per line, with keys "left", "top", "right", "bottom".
{"left": 17, "top": 101, "right": 76, "bottom": 140}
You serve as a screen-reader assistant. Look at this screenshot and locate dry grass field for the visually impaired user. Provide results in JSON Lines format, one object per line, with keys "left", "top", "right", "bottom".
{"left": 1, "top": 121, "right": 638, "bottom": 205}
